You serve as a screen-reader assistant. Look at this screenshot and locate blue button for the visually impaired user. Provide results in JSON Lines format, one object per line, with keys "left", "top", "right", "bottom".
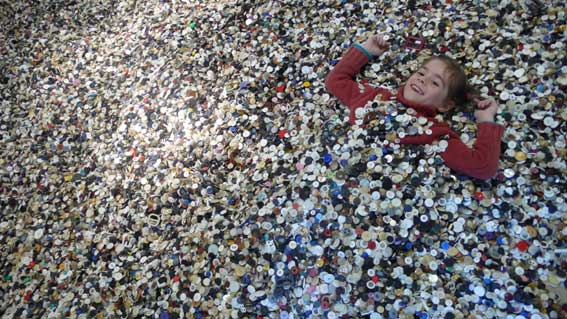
{"left": 496, "top": 237, "right": 505, "bottom": 245}
{"left": 543, "top": 34, "right": 551, "bottom": 42}
{"left": 324, "top": 153, "right": 332, "bottom": 164}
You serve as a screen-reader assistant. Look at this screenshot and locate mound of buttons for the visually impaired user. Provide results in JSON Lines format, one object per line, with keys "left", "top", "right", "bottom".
{"left": 0, "top": 0, "right": 565, "bottom": 318}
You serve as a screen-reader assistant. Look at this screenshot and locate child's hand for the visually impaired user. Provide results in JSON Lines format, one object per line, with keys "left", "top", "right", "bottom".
{"left": 361, "top": 34, "right": 390, "bottom": 57}
{"left": 474, "top": 98, "right": 499, "bottom": 123}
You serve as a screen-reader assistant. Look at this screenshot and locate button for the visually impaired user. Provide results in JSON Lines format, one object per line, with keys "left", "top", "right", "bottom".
{"left": 473, "top": 286, "right": 486, "bottom": 297}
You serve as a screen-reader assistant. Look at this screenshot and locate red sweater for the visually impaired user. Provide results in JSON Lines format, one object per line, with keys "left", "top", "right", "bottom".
{"left": 325, "top": 47, "right": 504, "bottom": 180}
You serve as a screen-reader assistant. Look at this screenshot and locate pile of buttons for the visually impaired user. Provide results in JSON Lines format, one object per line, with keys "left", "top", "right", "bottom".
{"left": 0, "top": 0, "right": 565, "bottom": 318}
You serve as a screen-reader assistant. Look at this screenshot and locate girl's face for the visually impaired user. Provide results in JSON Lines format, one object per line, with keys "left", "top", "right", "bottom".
{"left": 403, "top": 59, "right": 455, "bottom": 112}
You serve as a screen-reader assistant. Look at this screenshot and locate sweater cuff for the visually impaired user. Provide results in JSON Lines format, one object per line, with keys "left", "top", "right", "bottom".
{"left": 478, "top": 121, "right": 505, "bottom": 128}
{"left": 353, "top": 44, "right": 374, "bottom": 60}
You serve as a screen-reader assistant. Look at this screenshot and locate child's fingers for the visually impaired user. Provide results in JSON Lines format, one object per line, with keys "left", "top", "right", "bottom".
{"left": 483, "top": 101, "right": 497, "bottom": 109}
{"left": 475, "top": 99, "right": 487, "bottom": 109}
{"left": 474, "top": 99, "right": 496, "bottom": 110}
{"left": 373, "top": 35, "right": 389, "bottom": 47}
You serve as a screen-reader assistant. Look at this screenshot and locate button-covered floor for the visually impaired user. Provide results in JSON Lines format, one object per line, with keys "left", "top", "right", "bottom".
{"left": 1, "top": 1, "right": 565, "bottom": 318}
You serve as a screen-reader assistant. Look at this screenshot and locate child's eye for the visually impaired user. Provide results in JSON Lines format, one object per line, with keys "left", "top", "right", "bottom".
{"left": 433, "top": 81, "right": 439, "bottom": 87}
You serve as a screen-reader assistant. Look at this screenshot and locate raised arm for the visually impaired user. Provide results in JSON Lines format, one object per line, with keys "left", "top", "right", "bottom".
{"left": 325, "top": 35, "right": 392, "bottom": 123}
{"left": 442, "top": 98, "right": 505, "bottom": 179}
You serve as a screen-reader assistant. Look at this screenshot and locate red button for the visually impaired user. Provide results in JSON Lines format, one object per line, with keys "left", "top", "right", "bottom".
{"left": 516, "top": 240, "right": 529, "bottom": 252}
{"left": 367, "top": 240, "right": 377, "bottom": 250}
{"left": 475, "top": 192, "right": 484, "bottom": 201}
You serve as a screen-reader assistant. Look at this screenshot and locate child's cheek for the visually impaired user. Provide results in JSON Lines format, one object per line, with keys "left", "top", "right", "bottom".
{"left": 434, "top": 88, "right": 443, "bottom": 98}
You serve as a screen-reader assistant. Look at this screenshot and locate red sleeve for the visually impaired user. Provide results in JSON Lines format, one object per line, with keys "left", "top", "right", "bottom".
{"left": 325, "top": 47, "right": 392, "bottom": 124}
{"left": 440, "top": 122, "right": 505, "bottom": 180}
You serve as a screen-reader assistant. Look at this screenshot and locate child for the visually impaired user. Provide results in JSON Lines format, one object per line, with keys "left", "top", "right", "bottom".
{"left": 325, "top": 34, "right": 504, "bottom": 180}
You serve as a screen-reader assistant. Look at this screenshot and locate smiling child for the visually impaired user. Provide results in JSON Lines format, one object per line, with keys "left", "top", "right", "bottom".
{"left": 325, "top": 34, "right": 504, "bottom": 180}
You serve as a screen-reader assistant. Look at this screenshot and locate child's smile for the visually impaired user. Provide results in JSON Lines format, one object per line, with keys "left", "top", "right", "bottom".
{"left": 403, "top": 59, "right": 453, "bottom": 112}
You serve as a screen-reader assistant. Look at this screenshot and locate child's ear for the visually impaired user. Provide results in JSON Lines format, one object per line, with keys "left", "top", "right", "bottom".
{"left": 438, "top": 99, "right": 455, "bottom": 113}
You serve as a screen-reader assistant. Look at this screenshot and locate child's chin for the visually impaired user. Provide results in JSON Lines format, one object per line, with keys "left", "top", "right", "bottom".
{"left": 404, "top": 91, "right": 423, "bottom": 104}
